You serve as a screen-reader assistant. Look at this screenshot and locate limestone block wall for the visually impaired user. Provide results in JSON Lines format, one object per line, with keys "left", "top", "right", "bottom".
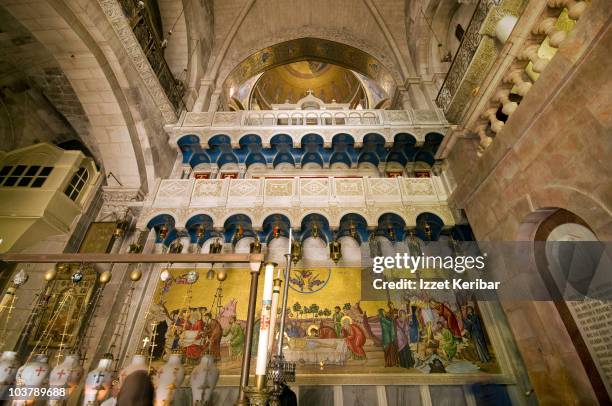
{"left": 444, "top": 0, "right": 612, "bottom": 403}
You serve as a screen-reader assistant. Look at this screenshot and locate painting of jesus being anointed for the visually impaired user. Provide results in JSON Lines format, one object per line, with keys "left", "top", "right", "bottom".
{"left": 139, "top": 267, "right": 500, "bottom": 379}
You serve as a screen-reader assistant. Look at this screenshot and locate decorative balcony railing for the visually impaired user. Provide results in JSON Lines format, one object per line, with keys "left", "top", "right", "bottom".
{"left": 435, "top": 0, "right": 500, "bottom": 121}
{"left": 167, "top": 109, "right": 450, "bottom": 146}
{"left": 467, "top": 0, "right": 587, "bottom": 157}
{"left": 118, "top": 0, "right": 184, "bottom": 112}
{"left": 242, "top": 109, "right": 384, "bottom": 126}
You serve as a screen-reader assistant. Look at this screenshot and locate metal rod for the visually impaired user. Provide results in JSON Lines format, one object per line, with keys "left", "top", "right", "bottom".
{"left": 0, "top": 253, "right": 264, "bottom": 264}
{"left": 276, "top": 254, "right": 292, "bottom": 357}
{"left": 235, "top": 265, "right": 261, "bottom": 406}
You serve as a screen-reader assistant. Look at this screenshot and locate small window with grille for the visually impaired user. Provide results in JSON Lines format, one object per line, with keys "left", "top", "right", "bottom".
{"left": 64, "top": 167, "right": 89, "bottom": 201}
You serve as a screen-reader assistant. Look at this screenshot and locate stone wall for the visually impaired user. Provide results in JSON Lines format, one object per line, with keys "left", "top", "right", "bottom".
{"left": 444, "top": 0, "right": 611, "bottom": 403}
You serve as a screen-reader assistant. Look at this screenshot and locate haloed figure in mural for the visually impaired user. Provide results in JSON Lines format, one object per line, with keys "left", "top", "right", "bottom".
{"left": 341, "top": 316, "right": 366, "bottom": 360}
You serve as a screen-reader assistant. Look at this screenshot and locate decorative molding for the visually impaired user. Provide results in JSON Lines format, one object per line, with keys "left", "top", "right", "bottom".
{"left": 135, "top": 177, "right": 455, "bottom": 229}
{"left": 98, "top": 187, "right": 144, "bottom": 220}
{"left": 97, "top": 0, "right": 178, "bottom": 123}
{"left": 217, "top": 25, "right": 403, "bottom": 93}
{"left": 183, "top": 112, "right": 212, "bottom": 127}
{"left": 213, "top": 112, "right": 240, "bottom": 126}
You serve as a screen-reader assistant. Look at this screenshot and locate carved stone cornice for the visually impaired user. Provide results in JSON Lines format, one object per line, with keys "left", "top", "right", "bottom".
{"left": 97, "top": 0, "right": 178, "bottom": 123}
{"left": 98, "top": 186, "right": 145, "bottom": 220}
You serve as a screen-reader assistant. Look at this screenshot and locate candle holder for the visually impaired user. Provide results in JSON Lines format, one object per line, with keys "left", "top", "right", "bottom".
{"left": 243, "top": 383, "right": 271, "bottom": 406}
{"left": 329, "top": 239, "right": 342, "bottom": 263}
{"left": 266, "top": 355, "right": 296, "bottom": 406}
{"left": 290, "top": 240, "right": 302, "bottom": 264}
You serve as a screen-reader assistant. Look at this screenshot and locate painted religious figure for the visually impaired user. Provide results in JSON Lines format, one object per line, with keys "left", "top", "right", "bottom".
{"left": 223, "top": 316, "right": 244, "bottom": 359}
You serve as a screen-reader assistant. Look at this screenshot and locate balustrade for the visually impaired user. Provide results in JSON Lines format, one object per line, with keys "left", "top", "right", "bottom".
{"left": 467, "top": 0, "right": 587, "bottom": 156}
{"left": 243, "top": 110, "right": 382, "bottom": 127}
{"left": 118, "top": 0, "right": 184, "bottom": 112}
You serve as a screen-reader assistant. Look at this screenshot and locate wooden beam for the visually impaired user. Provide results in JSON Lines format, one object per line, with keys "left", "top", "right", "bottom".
{"left": 0, "top": 253, "right": 264, "bottom": 264}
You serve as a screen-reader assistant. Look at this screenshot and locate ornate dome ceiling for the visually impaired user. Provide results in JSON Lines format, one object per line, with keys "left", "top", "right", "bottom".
{"left": 250, "top": 61, "right": 364, "bottom": 109}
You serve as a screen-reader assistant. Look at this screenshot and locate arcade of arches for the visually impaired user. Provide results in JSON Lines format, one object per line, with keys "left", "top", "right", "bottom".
{"left": 0, "top": 0, "right": 610, "bottom": 405}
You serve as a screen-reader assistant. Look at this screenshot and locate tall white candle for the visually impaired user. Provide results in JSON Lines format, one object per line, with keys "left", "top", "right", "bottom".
{"left": 255, "top": 263, "right": 275, "bottom": 376}
{"left": 267, "top": 279, "right": 281, "bottom": 354}
{"left": 288, "top": 228, "right": 292, "bottom": 254}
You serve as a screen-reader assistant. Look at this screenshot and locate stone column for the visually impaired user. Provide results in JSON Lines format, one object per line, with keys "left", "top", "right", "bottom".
{"left": 193, "top": 79, "right": 215, "bottom": 112}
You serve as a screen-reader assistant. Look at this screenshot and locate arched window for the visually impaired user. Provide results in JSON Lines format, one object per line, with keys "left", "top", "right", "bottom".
{"left": 64, "top": 167, "right": 88, "bottom": 201}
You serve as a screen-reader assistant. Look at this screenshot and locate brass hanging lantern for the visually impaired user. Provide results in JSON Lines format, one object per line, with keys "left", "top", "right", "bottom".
{"left": 158, "top": 224, "right": 169, "bottom": 240}
{"left": 329, "top": 240, "right": 342, "bottom": 263}
{"left": 250, "top": 235, "right": 262, "bottom": 253}
{"left": 232, "top": 224, "right": 244, "bottom": 245}
{"left": 128, "top": 242, "right": 143, "bottom": 253}
{"left": 130, "top": 267, "right": 143, "bottom": 282}
{"left": 369, "top": 232, "right": 381, "bottom": 258}
{"left": 206, "top": 269, "right": 216, "bottom": 280}
{"left": 312, "top": 223, "right": 320, "bottom": 239}
{"left": 99, "top": 271, "right": 112, "bottom": 284}
{"left": 209, "top": 238, "right": 222, "bottom": 254}
{"left": 387, "top": 223, "right": 396, "bottom": 241}
{"left": 195, "top": 225, "right": 205, "bottom": 241}
{"left": 169, "top": 239, "right": 183, "bottom": 253}
{"left": 424, "top": 222, "right": 432, "bottom": 240}
{"left": 349, "top": 221, "right": 357, "bottom": 239}
{"left": 113, "top": 219, "right": 129, "bottom": 239}
{"left": 291, "top": 240, "right": 302, "bottom": 265}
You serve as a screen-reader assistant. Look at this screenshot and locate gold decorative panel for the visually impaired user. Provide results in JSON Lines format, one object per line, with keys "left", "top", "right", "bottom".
{"left": 79, "top": 222, "right": 116, "bottom": 253}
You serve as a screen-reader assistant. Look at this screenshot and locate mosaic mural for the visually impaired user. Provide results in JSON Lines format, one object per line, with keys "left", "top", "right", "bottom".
{"left": 140, "top": 267, "right": 500, "bottom": 379}
{"left": 223, "top": 38, "right": 396, "bottom": 103}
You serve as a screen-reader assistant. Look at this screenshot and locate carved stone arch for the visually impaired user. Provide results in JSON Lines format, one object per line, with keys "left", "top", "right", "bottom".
{"left": 217, "top": 212, "right": 255, "bottom": 230}
{"left": 375, "top": 210, "right": 406, "bottom": 224}
{"left": 217, "top": 37, "right": 403, "bottom": 113}
{"left": 505, "top": 186, "right": 612, "bottom": 242}
{"left": 141, "top": 210, "right": 180, "bottom": 230}
{"left": 298, "top": 210, "right": 333, "bottom": 229}
{"left": 296, "top": 132, "right": 326, "bottom": 149}
{"left": 331, "top": 133, "right": 357, "bottom": 145}
{"left": 335, "top": 209, "right": 372, "bottom": 228}
{"left": 186, "top": 210, "right": 220, "bottom": 230}
{"left": 415, "top": 206, "right": 455, "bottom": 226}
